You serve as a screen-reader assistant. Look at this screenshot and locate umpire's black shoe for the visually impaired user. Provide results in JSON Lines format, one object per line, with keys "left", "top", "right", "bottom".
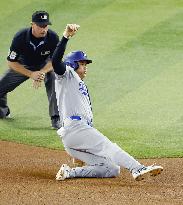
{"left": 51, "top": 116, "right": 61, "bottom": 129}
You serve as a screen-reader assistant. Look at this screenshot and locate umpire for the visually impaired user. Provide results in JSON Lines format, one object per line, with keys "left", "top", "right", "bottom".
{"left": 0, "top": 11, "right": 61, "bottom": 129}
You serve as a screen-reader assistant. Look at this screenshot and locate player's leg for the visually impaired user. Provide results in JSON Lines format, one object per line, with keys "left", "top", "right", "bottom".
{"left": 44, "top": 71, "right": 60, "bottom": 129}
{"left": 94, "top": 132, "right": 163, "bottom": 181}
{"left": 56, "top": 147, "right": 120, "bottom": 180}
{"left": 56, "top": 124, "right": 120, "bottom": 180}
{"left": 0, "top": 69, "right": 28, "bottom": 118}
{"left": 57, "top": 122, "right": 138, "bottom": 177}
{"left": 57, "top": 121, "right": 163, "bottom": 181}
{"left": 90, "top": 130, "right": 163, "bottom": 180}
{"left": 63, "top": 124, "right": 142, "bottom": 172}
{"left": 102, "top": 139, "right": 142, "bottom": 171}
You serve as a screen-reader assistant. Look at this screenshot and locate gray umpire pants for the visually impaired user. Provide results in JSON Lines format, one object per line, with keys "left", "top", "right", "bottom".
{"left": 0, "top": 68, "right": 59, "bottom": 118}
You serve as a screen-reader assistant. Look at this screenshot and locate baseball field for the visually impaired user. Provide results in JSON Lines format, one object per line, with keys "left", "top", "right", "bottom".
{"left": 0, "top": 0, "right": 183, "bottom": 204}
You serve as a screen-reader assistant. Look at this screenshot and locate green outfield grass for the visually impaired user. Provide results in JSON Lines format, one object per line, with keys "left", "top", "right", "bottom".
{"left": 0, "top": 0, "right": 183, "bottom": 158}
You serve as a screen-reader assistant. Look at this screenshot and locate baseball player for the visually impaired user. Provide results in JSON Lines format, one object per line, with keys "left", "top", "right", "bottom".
{"left": 52, "top": 24, "right": 163, "bottom": 181}
{"left": 0, "top": 11, "right": 61, "bottom": 129}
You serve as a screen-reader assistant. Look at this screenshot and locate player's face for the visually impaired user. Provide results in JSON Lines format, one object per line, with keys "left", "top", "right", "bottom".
{"left": 76, "top": 61, "right": 88, "bottom": 80}
{"left": 31, "top": 22, "right": 49, "bottom": 38}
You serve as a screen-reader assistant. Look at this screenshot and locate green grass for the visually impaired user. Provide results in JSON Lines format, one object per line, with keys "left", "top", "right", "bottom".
{"left": 0, "top": 0, "right": 183, "bottom": 158}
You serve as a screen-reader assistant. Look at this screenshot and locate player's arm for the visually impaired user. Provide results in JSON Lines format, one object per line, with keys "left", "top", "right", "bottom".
{"left": 52, "top": 24, "right": 80, "bottom": 75}
{"left": 52, "top": 37, "right": 68, "bottom": 75}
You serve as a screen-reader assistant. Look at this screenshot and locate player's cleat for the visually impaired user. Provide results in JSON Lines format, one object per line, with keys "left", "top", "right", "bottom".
{"left": 132, "top": 165, "right": 163, "bottom": 181}
{"left": 56, "top": 164, "right": 71, "bottom": 181}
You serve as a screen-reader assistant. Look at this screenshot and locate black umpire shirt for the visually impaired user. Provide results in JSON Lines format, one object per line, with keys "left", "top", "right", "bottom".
{"left": 7, "top": 28, "right": 59, "bottom": 71}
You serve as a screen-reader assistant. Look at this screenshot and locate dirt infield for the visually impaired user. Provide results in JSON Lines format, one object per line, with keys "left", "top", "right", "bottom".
{"left": 0, "top": 140, "right": 182, "bottom": 205}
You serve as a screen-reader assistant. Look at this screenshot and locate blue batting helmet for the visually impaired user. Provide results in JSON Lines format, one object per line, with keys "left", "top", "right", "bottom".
{"left": 64, "top": 51, "right": 92, "bottom": 70}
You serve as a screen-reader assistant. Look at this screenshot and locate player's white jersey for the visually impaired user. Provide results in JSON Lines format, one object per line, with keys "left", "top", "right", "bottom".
{"left": 55, "top": 66, "right": 93, "bottom": 125}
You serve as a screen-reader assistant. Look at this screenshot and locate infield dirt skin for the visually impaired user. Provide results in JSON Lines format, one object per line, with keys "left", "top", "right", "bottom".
{"left": 0, "top": 140, "right": 182, "bottom": 205}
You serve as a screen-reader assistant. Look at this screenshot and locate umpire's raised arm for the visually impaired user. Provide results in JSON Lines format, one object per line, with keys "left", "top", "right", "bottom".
{"left": 52, "top": 24, "right": 80, "bottom": 75}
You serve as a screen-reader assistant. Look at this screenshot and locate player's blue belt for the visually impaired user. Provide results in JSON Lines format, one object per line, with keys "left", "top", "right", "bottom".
{"left": 70, "top": 116, "right": 81, "bottom": 120}
{"left": 70, "top": 116, "right": 92, "bottom": 126}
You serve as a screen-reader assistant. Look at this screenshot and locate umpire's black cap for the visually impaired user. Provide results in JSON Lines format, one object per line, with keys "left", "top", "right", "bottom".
{"left": 32, "top": 11, "right": 52, "bottom": 26}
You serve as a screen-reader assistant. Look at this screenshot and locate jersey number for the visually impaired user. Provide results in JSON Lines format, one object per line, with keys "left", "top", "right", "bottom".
{"left": 79, "top": 82, "right": 88, "bottom": 96}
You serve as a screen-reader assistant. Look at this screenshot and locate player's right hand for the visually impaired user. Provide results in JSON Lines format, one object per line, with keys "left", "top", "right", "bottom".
{"left": 63, "top": 24, "right": 80, "bottom": 39}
